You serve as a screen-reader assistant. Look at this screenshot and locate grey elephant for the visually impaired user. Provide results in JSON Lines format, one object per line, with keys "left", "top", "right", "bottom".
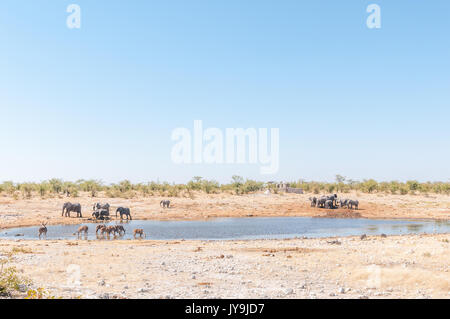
{"left": 62, "top": 202, "right": 82, "bottom": 218}
{"left": 309, "top": 197, "right": 317, "bottom": 207}
{"left": 348, "top": 200, "right": 359, "bottom": 210}
{"left": 324, "top": 200, "right": 334, "bottom": 209}
{"left": 93, "top": 203, "right": 110, "bottom": 214}
{"left": 92, "top": 209, "right": 109, "bottom": 220}
{"left": 326, "top": 194, "right": 338, "bottom": 207}
{"left": 339, "top": 198, "right": 349, "bottom": 208}
{"left": 160, "top": 200, "right": 170, "bottom": 208}
{"left": 116, "top": 207, "right": 132, "bottom": 220}
{"left": 316, "top": 196, "right": 327, "bottom": 208}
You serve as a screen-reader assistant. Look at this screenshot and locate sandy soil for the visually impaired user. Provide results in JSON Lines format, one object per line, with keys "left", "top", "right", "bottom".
{"left": 0, "top": 191, "right": 449, "bottom": 230}
{"left": 0, "top": 192, "right": 448, "bottom": 299}
{"left": 1, "top": 234, "right": 448, "bottom": 299}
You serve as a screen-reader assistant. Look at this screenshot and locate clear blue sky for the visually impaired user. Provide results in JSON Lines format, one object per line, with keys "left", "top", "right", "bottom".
{"left": 0, "top": 1, "right": 449, "bottom": 184}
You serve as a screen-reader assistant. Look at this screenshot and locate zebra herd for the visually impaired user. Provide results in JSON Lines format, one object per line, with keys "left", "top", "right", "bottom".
{"left": 309, "top": 194, "right": 359, "bottom": 210}
{"left": 38, "top": 223, "right": 146, "bottom": 240}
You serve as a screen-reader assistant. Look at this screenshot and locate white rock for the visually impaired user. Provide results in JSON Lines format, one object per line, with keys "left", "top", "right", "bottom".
{"left": 137, "top": 288, "right": 149, "bottom": 293}
{"left": 285, "top": 288, "right": 294, "bottom": 295}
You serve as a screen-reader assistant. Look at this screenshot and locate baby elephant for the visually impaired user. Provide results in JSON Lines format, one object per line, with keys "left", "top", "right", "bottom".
{"left": 38, "top": 222, "right": 47, "bottom": 239}
{"left": 133, "top": 229, "right": 146, "bottom": 239}
{"left": 348, "top": 200, "right": 359, "bottom": 210}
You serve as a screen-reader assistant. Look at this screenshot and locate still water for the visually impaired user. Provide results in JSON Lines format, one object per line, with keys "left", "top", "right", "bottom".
{"left": 0, "top": 217, "right": 448, "bottom": 241}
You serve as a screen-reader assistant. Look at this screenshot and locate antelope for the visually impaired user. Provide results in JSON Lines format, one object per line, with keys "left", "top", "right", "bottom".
{"left": 101, "top": 225, "right": 117, "bottom": 238}
{"left": 114, "top": 225, "right": 126, "bottom": 236}
{"left": 96, "top": 224, "right": 106, "bottom": 234}
{"left": 38, "top": 222, "right": 47, "bottom": 239}
{"left": 133, "top": 229, "right": 146, "bottom": 239}
{"left": 75, "top": 225, "right": 88, "bottom": 237}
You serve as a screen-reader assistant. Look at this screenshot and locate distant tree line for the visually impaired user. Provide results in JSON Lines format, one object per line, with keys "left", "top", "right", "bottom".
{"left": 0, "top": 175, "right": 449, "bottom": 199}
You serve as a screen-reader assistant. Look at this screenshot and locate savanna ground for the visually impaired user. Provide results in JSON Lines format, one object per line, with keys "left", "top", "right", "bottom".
{"left": 0, "top": 191, "right": 449, "bottom": 299}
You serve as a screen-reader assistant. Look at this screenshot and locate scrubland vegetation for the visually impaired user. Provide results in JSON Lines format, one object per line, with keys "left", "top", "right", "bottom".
{"left": 0, "top": 175, "right": 449, "bottom": 200}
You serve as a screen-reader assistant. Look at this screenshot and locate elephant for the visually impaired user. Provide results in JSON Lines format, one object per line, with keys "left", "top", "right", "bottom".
{"left": 326, "top": 194, "right": 338, "bottom": 207}
{"left": 324, "top": 200, "right": 334, "bottom": 209}
{"left": 92, "top": 209, "right": 109, "bottom": 220}
{"left": 93, "top": 203, "right": 110, "bottom": 214}
{"left": 339, "top": 199, "right": 349, "bottom": 208}
{"left": 160, "top": 200, "right": 170, "bottom": 208}
{"left": 316, "top": 196, "right": 327, "bottom": 208}
{"left": 309, "top": 197, "right": 317, "bottom": 207}
{"left": 62, "top": 202, "right": 82, "bottom": 218}
{"left": 116, "top": 207, "right": 132, "bottom": 220}
{"left": 348, "top": 200, "right": 359, "bottom": 210}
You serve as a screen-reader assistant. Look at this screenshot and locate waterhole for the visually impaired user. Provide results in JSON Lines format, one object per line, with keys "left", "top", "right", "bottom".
{"left": 0, "top": 217, "right": 448, "bottom": 240}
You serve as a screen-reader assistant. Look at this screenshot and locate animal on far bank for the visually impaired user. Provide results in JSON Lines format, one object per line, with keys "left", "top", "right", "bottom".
{"left": 116, "top": 207, "right": 132, "bottom": 220}
{"left": 348, "top": 199, "right": 359, "bottom": 210}
{"left": 93, "top": 203, "right": 110, "bottom": 214}
{"left": 160, "top": 200, "right": 170, "bottom": 208}
{"left": 92, "top": 209, "right": 109, "bottom": 220}
{"left": 62, "top": 202, "right": 82, "bottom": 218}
{"left": 311, "top": 194, "right": 359, "bottom": 210}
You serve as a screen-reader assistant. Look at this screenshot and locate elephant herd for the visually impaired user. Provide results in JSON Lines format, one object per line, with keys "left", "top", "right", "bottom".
{"left": 61, "top": 200, "right": 172, "bottom": 220}
{"left": 309, "top": 194, "right": 359, "bottom": 210}
{"left": 61, "top": 202, "right": 132, "bottom": 220}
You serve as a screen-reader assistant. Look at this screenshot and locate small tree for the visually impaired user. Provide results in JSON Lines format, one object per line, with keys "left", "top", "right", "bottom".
{"left": 231, "top": 175, "right": 244, "bottom": 195}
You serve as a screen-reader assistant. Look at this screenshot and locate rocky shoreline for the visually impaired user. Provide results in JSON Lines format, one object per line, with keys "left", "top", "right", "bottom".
{"left": 1, "top": 233, "right": 448, "bottom": 299}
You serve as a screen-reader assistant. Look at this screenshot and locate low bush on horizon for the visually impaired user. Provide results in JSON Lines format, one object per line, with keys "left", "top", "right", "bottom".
{"left": 1, "top": 176, "right": 449, "bottom": 199}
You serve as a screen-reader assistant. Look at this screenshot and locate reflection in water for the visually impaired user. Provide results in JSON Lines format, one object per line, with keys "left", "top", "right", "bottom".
{"left": 367, "top": 225, "right": 379, "bottom": 233}
{"left": 407, "top": 224, "right": 424, "bottom": 232}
